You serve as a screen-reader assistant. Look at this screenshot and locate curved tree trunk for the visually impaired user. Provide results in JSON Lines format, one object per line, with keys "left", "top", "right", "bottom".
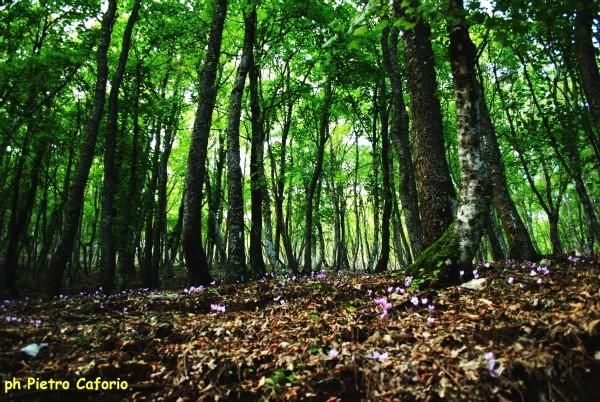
{"left": 43, "top": 0, "right": 118, "bottom": 297}
{"left": 183, "top": 0, "right": 228, "bottom": 286}
{"left": 478, "top": 81, "right": 538, "bottom": 261}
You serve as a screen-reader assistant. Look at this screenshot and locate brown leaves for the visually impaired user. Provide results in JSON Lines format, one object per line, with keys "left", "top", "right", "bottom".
{"left": 1, "top": 260, "right": 599, "bottom": 400}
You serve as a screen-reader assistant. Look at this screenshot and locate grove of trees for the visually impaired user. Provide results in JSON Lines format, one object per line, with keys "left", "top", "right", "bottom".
{"left": 1, "top": 0, "right": 598, "bottom": 298}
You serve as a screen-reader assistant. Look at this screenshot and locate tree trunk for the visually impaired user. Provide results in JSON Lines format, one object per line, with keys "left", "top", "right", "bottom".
{"left": 249, "top": 32, "right": 266, "bottom": 278}
{"left": 575, "top": 0, "right": 600, "bottom": 136}
{"left": 151, "top": 98, "right": 178, "bottom": 287}
{"left": 478, "top": 81, "right": 538, "bottom": 261}
{"left": 382, "top": 24, "right": 423, "bottom": 257}
{"left": 304, "top": 80, "right": 332, "bottom": 275}
{"left": 43, "top": 0, "right": 117, "bottom": 297}
{"left": 375, "top": 58, "right": 392, "bottom": 273}
{"left": 225, "top": 4, "right": 255, "bottom": 283}
{"left": 183, "top": 0, "right": 228, "bottom": 286}
{"left": 100, "top": 0, "right": 140, "bottom": 293}
{"left": 400, "top": 0, "right": 456, "bottom": 246}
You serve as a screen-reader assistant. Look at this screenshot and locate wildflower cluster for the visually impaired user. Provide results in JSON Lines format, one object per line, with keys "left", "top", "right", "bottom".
{"left": 373, "top": 297, "right": 392, "bottom": 318}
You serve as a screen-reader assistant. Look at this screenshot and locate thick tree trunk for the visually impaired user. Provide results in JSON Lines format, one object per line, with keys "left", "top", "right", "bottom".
{"left": 575, "top": 0, "right": 600, "bottom": 136}
{"left": 225, "top": 4, "right": 255, "bottom": 283}
{"left": 304, "top": 80, "right": 332, "bottom": 275}
{"left": 100, "top": 0, "right": 140, "bottom": 293}
{"left": 183, "top": 0, "right": 228, "bottom": 286}
{"left": 400, "top": 1, "right": 456, "bottom": 247}
{"left": 43, "top": 0, "right": 117, "bottom": 297}
{"left": 448, "top": 0, "right": 488, "bottom": 268}
{"left": 409, "top": 0, "right": 488, "bottom": 285}
{"left": 383, "top": 25, "right": 424, "bottom": 258}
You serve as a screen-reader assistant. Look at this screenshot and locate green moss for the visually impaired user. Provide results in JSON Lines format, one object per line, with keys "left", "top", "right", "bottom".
{"left": 406, "top": 223, "right": 461, "bottom": 287}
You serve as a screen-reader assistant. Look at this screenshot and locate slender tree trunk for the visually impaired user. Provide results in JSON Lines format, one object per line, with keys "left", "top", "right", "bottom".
{"left": 100, "top": 0, "right": 140, "bottom": 293}
{"left": 479, "top": 80, "right": 538, "bottom": 261}
{"left": 249, "top": 31, "right": 266, "bottom": 277}
{"left": 43, "top": 0, "right": 117, "bottom": 297}
{"left": 304, "top": 80, "right": 332, "bottom": 275}
{"left": 375, "top": 65, "right": 392, "bottom": 272}
{"left": 151, "top": 98, "right": 178, "bottom": 287}
{"left": 400, "top": 0, "right": 456, "bottom": 246}
{"left": 183, "top": 0, "right": 228, "bottom": 286}
{"left": 382, "top": 24, "right": 423, "bottom": 257}
{"left": 225, "top": 4, "right": 256, "bottom": 283}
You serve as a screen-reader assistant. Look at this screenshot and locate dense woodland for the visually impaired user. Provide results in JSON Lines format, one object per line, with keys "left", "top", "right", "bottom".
{"left": 0, "top": 0, "right": 599, "bottom": 298}
{"left": 2, "top": 1, "right": 600, "bottom": 400}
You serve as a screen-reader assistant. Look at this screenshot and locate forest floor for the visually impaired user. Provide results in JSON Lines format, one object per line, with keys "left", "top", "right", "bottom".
{"left": 1, "top": 257, "right": 600, "bottom": 401}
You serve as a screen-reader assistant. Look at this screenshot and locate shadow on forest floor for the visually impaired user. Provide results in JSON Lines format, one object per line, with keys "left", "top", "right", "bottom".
{"left": 1, "top": 256, "right": 600, "bottom": 401}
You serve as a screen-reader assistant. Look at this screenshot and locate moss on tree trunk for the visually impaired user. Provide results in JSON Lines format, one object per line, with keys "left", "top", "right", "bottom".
{"left": 406, "top": 223, "right": 463, "bottom": 287}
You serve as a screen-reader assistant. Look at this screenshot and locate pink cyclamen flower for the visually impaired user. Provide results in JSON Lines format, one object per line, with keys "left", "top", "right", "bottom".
{"left": 368, "top": 351, "right": 389, "bottom": 361}
{"left": 507, "top": 276, "right": 514, "bottom": 285}
{"left": 210, "top": 304, "right": 226, "bottom": 313}
{"left": 428, "top": 304, "right": 435, "bottom": 312}
{"left": 427, "top": 316, "right": 435, "bottom": 324}
{"left": 421, "top": 297, "right": 428, "bottom": 305}
{"left": 328, "top": 349, "right": 339, "bottom": 360}
{"left": 410, "top": 296, "right": 419, "bottom": 306}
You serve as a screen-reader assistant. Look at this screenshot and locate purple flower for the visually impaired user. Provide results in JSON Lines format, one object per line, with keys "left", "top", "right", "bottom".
{"left": 387, "top": 286, "right": 394, "bottom": 294}
{"left": 537, "top": 278, "right": 543, "bottom": 284}
{"left": 404, "top": 276, "right": 413, "bottom": 287}
{"left": 421, "top": 297, "right": 428, "bottom": 305}
{"left": 507, "top": 276, "right": 514, "bottom": 285}
{"left": 473, "top": 270, "right": 479, "bottom": 279}
{"left": 210, "top": 304, "right": 226, "bottom": 313}
{"left": 529, "top": 269, "right": 537, "bottom": 276}
{"left": 368, "top": 351, "right": 389, "bottom": 361}
{"left": 459, "top": 270, "right": 465, "bottom": 277}
{"left": 427, "top": 316, "right": 435, "bottom": 324}
{"left": 410, "top": 296, "right": 419, "bottom": 306}
{"left": 328, "top": 349, "right": 339, "bottom": 360}
{"left": 428, "top": 304, "right": 435, "bottom": 312}
{"left": 484, "top": 352, "right": 499, "bottom": 376}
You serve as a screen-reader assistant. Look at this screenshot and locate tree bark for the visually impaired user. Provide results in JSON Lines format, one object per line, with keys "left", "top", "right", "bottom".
{"left": 478, "top": 81, "right": 538, "bottom": 261}
{"left": 183, "top": 0, "right": 228, "bottom": 286}
{"left": 43, "top": 0, "right": 117, "bottom": 297}
{"left": 382, "top": 24, "right": 424, "bottom": 258}
{"left": 304, "top": 80, "right": 332, "bottom": 275}
{"left": 575, "top": 0, "right": 600, "bottom": 136}
{"left": 225, "top": 3, "right": 256, "bottom": 283}
{"left": 400, "top": 1, "right": 456, "bottom": 247}
{"left": 375, "top": 56, "right": 392, "bottom": 273}
{"left": 248, "top": 27, "right": 267, "bottom": 278}
{"left": 100, "top": 0, "right": 140, "bottom": 293}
